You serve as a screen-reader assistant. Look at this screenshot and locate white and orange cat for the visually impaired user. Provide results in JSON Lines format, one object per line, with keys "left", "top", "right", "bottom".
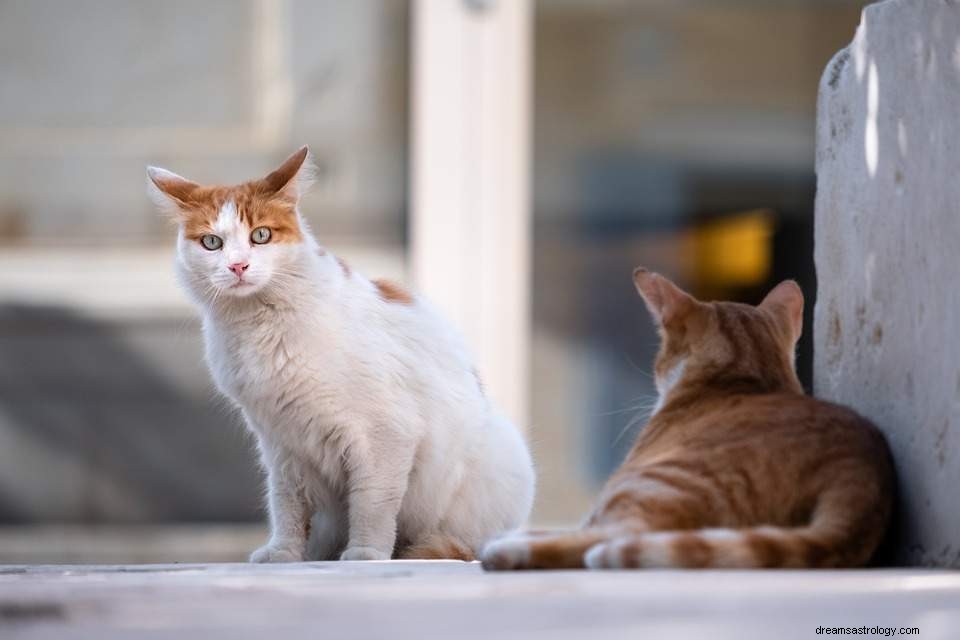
{"left": 482, "top": 269, "right": 894, "bottom": 570}
{"left": 147, "top": 147, "right": 534, "bottom": 562}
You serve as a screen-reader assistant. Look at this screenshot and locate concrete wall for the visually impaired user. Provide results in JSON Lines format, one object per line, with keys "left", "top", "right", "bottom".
{"left": 814, "top": 0, "right": 960, "bottom": 567}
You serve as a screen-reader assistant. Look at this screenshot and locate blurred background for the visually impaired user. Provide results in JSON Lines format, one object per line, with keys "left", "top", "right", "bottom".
{"left": 0, "top": 0, "right": 863, "bottom": 562}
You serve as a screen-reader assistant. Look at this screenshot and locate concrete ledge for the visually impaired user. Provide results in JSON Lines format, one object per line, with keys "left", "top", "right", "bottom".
{"left": 1, "top": 562, "right": 958, "bottom": 639}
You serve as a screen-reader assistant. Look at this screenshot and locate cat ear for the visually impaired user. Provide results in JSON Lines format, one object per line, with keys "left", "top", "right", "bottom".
{"left": 257, "top": 146, "right": 315, "bottom": 201}
{"left": 146, "top": 166, "right": 200, "bottom": 216}
{"left": 760, "top": 280, "right": 804, "bottom": 342}
{"left": 633, "top": 267, "right": 695, "bottom": 325}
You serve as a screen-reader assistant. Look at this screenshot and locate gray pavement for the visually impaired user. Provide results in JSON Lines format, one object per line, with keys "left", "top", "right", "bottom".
{"left": 1, "top": 561, "right": 958, "bottom": 639}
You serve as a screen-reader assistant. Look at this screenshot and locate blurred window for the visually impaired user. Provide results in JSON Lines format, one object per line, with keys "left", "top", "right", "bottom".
{"left": 0, "top": 0, "right": 409, "bottom": 529}
{"left": 529, "top": 0, "right": 865, "bottom": 525}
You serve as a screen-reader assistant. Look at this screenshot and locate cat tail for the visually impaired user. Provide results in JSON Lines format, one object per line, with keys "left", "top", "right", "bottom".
{"left": 399, "top": 533, "right": 476, "bottom": 562}
{"left": 484, "top": 524, "right": 857, "bottom": 571}
{"left": 581, "top": 527, "right": 826, "bottom": 569}
{"left": 584, "top": 490, "right": 885, "bottom": 569}
{"left": 481, "top": 527, "right": 628, "bottom": 570}
{"left": 483, "top": 489, "right": 886, "bottom": 570}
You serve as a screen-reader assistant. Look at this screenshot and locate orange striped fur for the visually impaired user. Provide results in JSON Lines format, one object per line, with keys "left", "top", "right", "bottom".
{"left": 398, "top": 534, "right": 476, "bottom": 561}
{"left": 482, "top": 268, "right": 894, "bottom": 570}
{"left": 149, "top": 147, "right": 307, "bottom": 243}
{"left": 374, "top": 279, "right": 414, "bottom": 304}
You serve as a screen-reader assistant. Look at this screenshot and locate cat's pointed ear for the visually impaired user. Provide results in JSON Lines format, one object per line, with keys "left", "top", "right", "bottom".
{"left": 633, "top": 267, "right": 695, "bottom": 326}
{"left": 760, "top": 280, "right": 804, "bottom": 342}
{"left": 146, "top": 166, "right": 200, "bottom": 216}
{"left": 257, "top": 146, "right": 314, "bottom": 202}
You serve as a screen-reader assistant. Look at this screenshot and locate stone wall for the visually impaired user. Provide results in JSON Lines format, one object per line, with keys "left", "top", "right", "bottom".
{"left": 814, "top": 0, "right": 960, "bottom": 567}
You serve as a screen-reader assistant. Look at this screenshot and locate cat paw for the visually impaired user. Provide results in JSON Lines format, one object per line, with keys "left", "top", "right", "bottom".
{"left": 249, "top": 544, "right": 303, "bottom": 563}
{"left": 480, "top": 537, "right": 530, "bottom": 571}
{"left": 339, "top": 546, "right": 390, "bottom": 561}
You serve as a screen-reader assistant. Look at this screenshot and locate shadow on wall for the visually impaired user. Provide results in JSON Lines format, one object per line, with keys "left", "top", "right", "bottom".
{"left": 0, "top": 304, "right": 262, "bottom": 524}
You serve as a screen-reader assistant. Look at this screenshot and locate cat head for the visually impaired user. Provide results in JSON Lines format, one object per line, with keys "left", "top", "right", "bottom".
{"left": 147, "top": 147, "right": 314, "bottom": 300}
{"left": 633, "top": 268, "right": 804, "bottom": 405}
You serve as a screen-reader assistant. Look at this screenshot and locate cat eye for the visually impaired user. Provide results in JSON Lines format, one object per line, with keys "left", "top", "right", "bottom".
{"left": 200, "top": 234, "right": 223, "bottom": 251}
{"left": 251, "top": 227, "right": 272, "bottom": 245}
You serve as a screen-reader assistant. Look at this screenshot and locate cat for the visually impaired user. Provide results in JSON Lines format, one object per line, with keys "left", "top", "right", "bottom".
{"left": 147, "top": 147, "right": 535, "bottom": 562}
{"left": 482, "top": 268, "right": 893, "bottom": 570}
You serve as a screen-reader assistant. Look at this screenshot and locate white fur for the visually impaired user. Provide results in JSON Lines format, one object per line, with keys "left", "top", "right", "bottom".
{"left": 582, "top": 542, "right": 611, "bottom": 569}
{"left": 157, "top": 177, "right": 535, "bottom": 562}
{"left": 584, "top": 539, "right": 629, "bottom": 569}
{"left": 583, "top": 533, "right": 671, "bottom": 570}
{"left": 479, "top": 534, "right": 532, "bottom": 571}
{"left": 146, "top": 166, "right": 190, "bottom": 216}
{"left": 652, "top": 360, "right": 686, "bottom": 414}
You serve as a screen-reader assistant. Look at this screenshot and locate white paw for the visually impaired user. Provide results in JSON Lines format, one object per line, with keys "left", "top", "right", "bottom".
{"left": 339, "top": 546, "right": 390, "bottom": 561}
{"left": 480, "top": 536, "right": 531, "bottom": 571}
{"left": 249, "top": 544, "right": 303, "bottom": 563}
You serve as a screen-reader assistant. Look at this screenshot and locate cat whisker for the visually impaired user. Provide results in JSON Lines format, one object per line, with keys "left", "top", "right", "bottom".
{"left": 595, "top": 401, "right": 656, "bottom": 418}
{"left": 623, "top": 354, "right": 654, "bottom": 380}
{"left": 611, "top": 399, "right": 658, "bottom": 446}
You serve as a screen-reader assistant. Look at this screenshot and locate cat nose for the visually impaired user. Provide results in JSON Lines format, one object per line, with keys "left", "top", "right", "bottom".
{"left": 228, "top": 262, "right": 249, "bottom": 277}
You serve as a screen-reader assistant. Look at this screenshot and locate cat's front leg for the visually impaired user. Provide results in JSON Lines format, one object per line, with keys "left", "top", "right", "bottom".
{"left": 340, "top": 439, "right": 414, "bottom": 561}
{"left": 250, "top": 443, "right": 309, "bottom": 563}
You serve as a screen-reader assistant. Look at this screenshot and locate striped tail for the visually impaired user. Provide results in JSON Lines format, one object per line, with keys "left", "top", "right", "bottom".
{"left": 583, "top": 526, "right": 835, "bottom": 569}
{"left": 482, "top": 495, "right": 885, "bottom": 570}
{"left": 482, "top": 528, "right": 623, "bottom": 570}
{"left": 586, "top": 491, "right": 886, "bottom": 569}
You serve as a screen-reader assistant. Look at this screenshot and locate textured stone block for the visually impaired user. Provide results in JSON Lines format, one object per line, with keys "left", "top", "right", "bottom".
{"left": 814, "top": 0, "right": 960, "bottom": 567}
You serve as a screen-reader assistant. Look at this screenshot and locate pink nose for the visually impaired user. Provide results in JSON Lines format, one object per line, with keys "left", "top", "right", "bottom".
{"left": 228, "top": 262, "right": 249, "bottom": 277}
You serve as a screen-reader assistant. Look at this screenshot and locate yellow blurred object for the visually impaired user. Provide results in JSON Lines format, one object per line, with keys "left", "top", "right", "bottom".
{"left": 691, "top": 209, "right": 774, "bottom": 288}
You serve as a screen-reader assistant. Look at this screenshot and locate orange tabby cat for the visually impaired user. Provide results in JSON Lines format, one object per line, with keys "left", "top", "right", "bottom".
{"left": 482, "top": 268, "right": 894, "bottom": 570}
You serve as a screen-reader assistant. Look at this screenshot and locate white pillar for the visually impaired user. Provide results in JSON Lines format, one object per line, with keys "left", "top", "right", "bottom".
{"left": 814, "top": 0, "right": 960, "bottom": 567}
{"left": 410, "top": 0, "right": 532, "bottom": 428}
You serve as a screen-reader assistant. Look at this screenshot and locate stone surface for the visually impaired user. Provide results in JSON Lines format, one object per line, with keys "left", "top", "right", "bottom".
{"left": 814, "top": 0, "right": 960, "bottom": 567}
{"left": 0, "top": 562, "right": 958, "bottom": 639}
